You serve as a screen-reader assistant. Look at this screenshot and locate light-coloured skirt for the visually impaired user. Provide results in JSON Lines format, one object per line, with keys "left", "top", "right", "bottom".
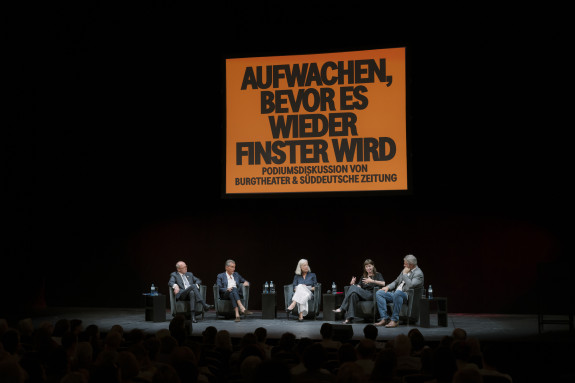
{"left": 292, "top": 284, "right": 313, "bottom": 316}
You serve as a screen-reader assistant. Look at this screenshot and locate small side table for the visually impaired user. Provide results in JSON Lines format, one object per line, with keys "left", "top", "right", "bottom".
{"left": 323, "top": 293, "right": 344, "bottom": 321}
{"left": 262, "top": 293, "right": 276, "bottom": 319}
{"left": 145, "top": 294, "right": 166, "bottom": 322}
{"left": 420, "top": 297, "right": 448, "bottom": 328}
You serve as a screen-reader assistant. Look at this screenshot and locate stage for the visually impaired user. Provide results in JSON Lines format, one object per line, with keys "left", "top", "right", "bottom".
{"left": 24, "top": 307, "right": 573, "bottom": 344}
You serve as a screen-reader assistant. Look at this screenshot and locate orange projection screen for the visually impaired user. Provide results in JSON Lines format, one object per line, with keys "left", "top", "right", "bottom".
{"left": 225, "top": 47, "right": 408, "bottom": 195}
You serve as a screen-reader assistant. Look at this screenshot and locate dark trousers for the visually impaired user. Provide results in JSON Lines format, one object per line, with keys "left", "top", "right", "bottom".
{"left": 221, "top": 287, "right": 243, "bottom": 308}
{"left": 340, "top": 285, "right": 373, "bottom": 320}
{"left": 177, "top": 284, "right": 204, "bottom": 312}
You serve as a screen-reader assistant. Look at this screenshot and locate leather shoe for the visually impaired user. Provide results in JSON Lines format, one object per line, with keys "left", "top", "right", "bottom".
{"left": 385, "top": 320, "right": 399, "bottom": 328}
{"left": 191, "top": 318, "right": 198, "bottom": 323}
{"left": 298, "top": 318, "right": 304, "bottom": 322}
{"left": 234, "top": 317, "right": 241, "bottom": 322}
{"left": 242, "top": 310, "right": 253, "bottom": 315}
{"left": 374, "top": 318, "right": 390, "bottom": 327}
{"left": 204, "top": 304, "right": 215, "bottom": 310}
{"left": 343, "top": 318, "right": 353, "bottom": 324}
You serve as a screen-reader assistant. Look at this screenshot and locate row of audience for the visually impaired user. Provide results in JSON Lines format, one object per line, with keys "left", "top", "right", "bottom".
{"left": 0, "top": 316, "right": 513, "bottom": 383}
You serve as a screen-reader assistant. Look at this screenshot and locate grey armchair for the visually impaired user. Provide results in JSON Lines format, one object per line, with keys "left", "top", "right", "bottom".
{"left": 213, "top": 284, "right": 250, "bottom": 319}
{"left": 385, "top": 287, "right": 423, "bottom": 325}
{"left": 283, "top": 283, "right": 322, "bottom": 320}
{"left": 343, "top": 285, "right": 378, "bottom": 323}
{"left": 168, "top": 284, "right": 207, "bottom": 320}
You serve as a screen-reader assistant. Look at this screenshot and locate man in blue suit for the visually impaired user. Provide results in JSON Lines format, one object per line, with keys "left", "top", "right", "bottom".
{"left": 169, "top": 261, "right": 214, "bottom": 323}
{"left": 216, "top": 259, "right": 252, "bottom": 321}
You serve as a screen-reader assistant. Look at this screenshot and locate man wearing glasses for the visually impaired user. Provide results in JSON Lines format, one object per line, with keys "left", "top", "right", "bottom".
{"left": 169, "top": 261, "right": 214, "bottom": 323}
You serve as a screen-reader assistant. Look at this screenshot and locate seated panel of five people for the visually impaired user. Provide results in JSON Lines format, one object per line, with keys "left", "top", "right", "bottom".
{"left": 170, "top": 255, "right": 423, "bottom": 327}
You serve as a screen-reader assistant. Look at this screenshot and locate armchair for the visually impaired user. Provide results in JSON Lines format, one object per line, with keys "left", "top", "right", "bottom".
{"left": 213, "top": 284, "right": 250, "bottom": 319}
{"left": 168, "top": 284, "right": 207, "bottom": 320}
{"left": 283, "top": 283, "right": 322, "bottom": 319}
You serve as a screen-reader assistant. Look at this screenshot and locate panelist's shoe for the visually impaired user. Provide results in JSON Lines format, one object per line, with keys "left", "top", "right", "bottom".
{"left": 191, "top": 317, "right": 198, "bottom": 324}
{"left": 204, "top": 304, "right": 215, "bottom": 310}
{"left": 374, "top": 318, "right": 390, "bottom": 327}
{"left": 242, "top": 309, "right": 253, "bottom": 315}
{"left": 333, "top": 308, "right": 342, "bottom": 313}
{"left": 385, "top": 320, "right": 399, "bottom": 328}
{"left": 234, "top": 317, "right": 241, "bottom": 322}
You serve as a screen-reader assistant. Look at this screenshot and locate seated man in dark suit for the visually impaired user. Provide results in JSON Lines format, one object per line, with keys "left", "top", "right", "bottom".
{"left": 169, "top": 261, "right": 214, "bottom": 323}
{"left": 216, "top": 259, "right": 252, "bottom": 322}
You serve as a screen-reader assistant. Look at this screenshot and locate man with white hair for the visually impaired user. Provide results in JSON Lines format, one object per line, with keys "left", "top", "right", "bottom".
{"left": 375, "top": 254, "right": 424, "bottom": 328}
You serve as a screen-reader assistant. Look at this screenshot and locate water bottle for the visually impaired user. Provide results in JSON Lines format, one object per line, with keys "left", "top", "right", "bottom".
{"left": 264, "top": 281, "right": 269, "bottom": 294}
{"left": 428, "top": 285, "right": 433, "bottom": 300}
{"left": 332, "top": 282, "right": 337, "bottom": 294}
{"left": 151, "top": 283, "right": 157, "bottom": 296}
{"left": 270, "top": 281, "right": 275, "bottom": 294}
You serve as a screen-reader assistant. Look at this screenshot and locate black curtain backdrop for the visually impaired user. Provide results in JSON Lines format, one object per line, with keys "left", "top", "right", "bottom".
{"left": 3, "top": 3, "right": 570, "bottom": 317}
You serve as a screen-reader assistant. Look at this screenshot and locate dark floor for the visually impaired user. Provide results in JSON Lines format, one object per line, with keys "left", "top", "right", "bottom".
{"left": 21, "top": 306, "right": 574, "bottom": 343}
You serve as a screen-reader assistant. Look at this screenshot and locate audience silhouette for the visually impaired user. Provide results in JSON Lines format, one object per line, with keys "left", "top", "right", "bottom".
{"left": 2, "top": 315, "right": 558, "bottom": 383}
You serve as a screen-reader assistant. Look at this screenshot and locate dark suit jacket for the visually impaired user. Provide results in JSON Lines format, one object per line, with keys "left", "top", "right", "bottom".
{"left": 169, "top": 271, "right": 202, "bottom": 300}
{"left": 216, "top": 272, "right": 247, "bottom": 297}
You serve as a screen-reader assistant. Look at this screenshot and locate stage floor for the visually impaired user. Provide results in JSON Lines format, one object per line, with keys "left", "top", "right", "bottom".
{"left": 25, "top": 307, "right": 575, "bottom": 344}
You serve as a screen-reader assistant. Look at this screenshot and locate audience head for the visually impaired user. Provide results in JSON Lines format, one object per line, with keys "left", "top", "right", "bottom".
{"left": 363, "top": 324, "right": 378, "bottom": 341}
{"left": 370, "top": 348, "right": 396, "bottom": 382}
{"left": 320, "top": 323, "right": 334, "bottom": 340}
{"left": 453, "top": 365, "right": 482, "bottom": 383}
{"left": 392, "top": 333, "right": 412, "bottom": 357}
{"left": 408, "top": 328, "right": 425, "bottom": 353}
{"left": 278, "top": 332, "right": 296, "bottom": 351}
{"left": 452, "top": 328, "right": 467, "bottom": 341}
{"left": 202, "top": 326, "right": 217, "bottom": 344}
{"left": 53, "top": 319, "right": 70, "bottom": 338}
{"left": 70, "top": 319, "right": 83, "bottom": 335}
{"left": 303, "top": 343, "right": 327, "bottom": 371}
{"left": 241, "top": 355, "right": 263, "bottom": 381}
{"left": 215, "top": 330, "right": 232, "bottom": 351}
{"left": 104, "top": 330, "right": 123, "bottom": 351}
{"left": 356, "top": 339, "right": 376, "bottom": 360}
{"left": 254, "top": 327, "right": 267, "bottom": 343}
{"left": 338, "top": 343, "right": 357, "bottom": 364}
{"left": 337, "top": 361, "right": 366, "bottom": 383}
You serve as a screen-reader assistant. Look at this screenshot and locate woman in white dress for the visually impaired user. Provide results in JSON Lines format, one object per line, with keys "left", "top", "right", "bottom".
{"left": 286, "top": 259, "right": 317, "bottom": 322}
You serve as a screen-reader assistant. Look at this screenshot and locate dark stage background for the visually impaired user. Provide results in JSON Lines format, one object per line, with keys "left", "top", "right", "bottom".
{"left": 3, "top": 3, "right": 570, "bottom": 318}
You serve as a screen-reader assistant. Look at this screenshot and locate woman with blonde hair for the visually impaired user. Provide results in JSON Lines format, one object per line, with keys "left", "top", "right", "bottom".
{"left": 285, "top": 259, "right": 317, "bottom": 322}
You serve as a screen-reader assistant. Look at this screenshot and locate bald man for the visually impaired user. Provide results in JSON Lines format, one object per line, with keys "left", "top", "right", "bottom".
{"left": 168, "top": 261, "right": 214, "bottom": 323}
